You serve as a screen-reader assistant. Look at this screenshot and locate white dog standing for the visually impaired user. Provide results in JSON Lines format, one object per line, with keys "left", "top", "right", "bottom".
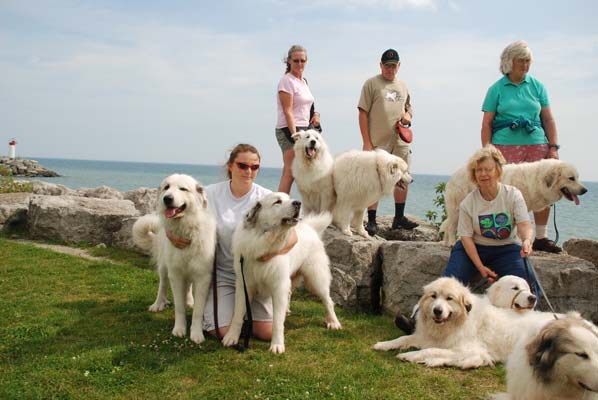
{"left": 132, "top": 174, "right": 216, "bottom": 344}
{"left": 291, "top": 129, "right": 335, "bottom": 214}
{"left": 442, "top": 159, "right": 587, "bottom": 245}
{"left": 222, "top": 192, "right": 341, "bottom": 354}
{"left": 332, "top": 149, "right": 412, "bottom": 237}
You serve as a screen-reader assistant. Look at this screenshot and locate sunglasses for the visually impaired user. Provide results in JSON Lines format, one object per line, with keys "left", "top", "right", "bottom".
{"left": 292, "top": 59, "right": 307, "bottom": 63}
{"left": 236, "top": 162, "right": 260, "bottom": 171}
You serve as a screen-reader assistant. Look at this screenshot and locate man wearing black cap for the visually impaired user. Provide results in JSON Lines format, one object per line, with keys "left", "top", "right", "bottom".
{"left": 358, "top": 48, "right": 418, "bottom": 236}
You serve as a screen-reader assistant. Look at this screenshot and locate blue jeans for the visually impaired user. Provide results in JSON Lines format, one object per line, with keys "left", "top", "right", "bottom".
{"left": 442, "top": 240, "right": 541, "bottom": 295}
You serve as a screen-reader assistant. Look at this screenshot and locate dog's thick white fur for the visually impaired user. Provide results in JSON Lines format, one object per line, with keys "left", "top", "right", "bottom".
{"left": 291, "top": 129, "right": 335, "bottom": 214}
{"left": 442, "top": 159, "right": 587, "bottom": 245}
{"left": 332, "top": 149, "right": 412, "bottom": 237}
{"left": 500, "top": 316, "right": 598, "bottom": 400}
{"left": 132, "top": 174, "right": 216, "bottom": 344}
{"left": 487, "top": 275, "right": 537, "bottom": 311}
{"left": 372, "top": 277, "right": 549, "bottom": 369}
{"left": 221, "top": 192, "right": 341, "bottom": 353}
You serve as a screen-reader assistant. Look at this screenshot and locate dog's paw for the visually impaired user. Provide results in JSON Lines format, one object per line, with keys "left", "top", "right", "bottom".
{"left": 222, "top": 331, "right": 240, "bottom": 347}
{"left": 171, "top": 325, "right": 186, "bottom": 338}
{"left": 341, "top": 228, "right": 353, "bottom": 236}
{"left": 356, "top": 229, "right": 370, "bottom": 238}
{"left": 372, "top": 341, "right": 395, "bottom": 351}
{"left": 190, "top": 328, "right": 205, "bottom": 344}
{"left": 326, "top": 320, "right": 342, "bottom": 330}
{"left": 148, "top": 299, "right": 170, "bottom": 312}
{"left": 269, "top": 343, "right": 285, "bottom": 354}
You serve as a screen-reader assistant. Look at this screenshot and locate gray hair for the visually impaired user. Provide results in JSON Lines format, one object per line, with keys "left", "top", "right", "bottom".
{"left": 499, "top": 40, "right": 533, "bottom": 75}
{"left": 283, "top": 44, "right": 307, "bottom": 73}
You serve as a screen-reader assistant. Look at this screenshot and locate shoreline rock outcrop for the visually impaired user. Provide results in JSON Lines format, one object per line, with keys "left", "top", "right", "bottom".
{"left": 0, "top": 157, "right": 60, "bottom": 177}
{"left": 1, "top": 181, "right": 597, "bottom": 322}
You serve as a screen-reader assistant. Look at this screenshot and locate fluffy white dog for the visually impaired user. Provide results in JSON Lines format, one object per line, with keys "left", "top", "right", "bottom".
{"left": 486, "top": 275, "right": 536, "bottom": 311}
{"left": 373, "top": 277, "right": 539, "bottom": 369}
{"left": 499, "top": 317, "right": 598, "bottom": 400}
{"left": 332, "top": 149, "right": 412, "bottom": 237}
{"left": 132, "top": 174, "right": 216, "bottom": 344}
{"left": 222, "top": 192, "right": 342, "bottom": 354}
{"left": 442, "top": 159, "right": 587, "bottom": 245}
{"left": 291, "top": 129, "right": 335, "bottom": 214}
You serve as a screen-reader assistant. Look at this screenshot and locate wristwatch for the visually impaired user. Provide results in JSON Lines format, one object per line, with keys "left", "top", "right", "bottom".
{"left": 548, "top": 143, "right": 560, "bottom": 150}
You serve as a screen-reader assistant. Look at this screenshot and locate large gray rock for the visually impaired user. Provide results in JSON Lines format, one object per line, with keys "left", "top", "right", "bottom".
{"left": 112, "top": 216, "right": 143, "bottom": 251}
{"left": 28, "top": 195, "right": 138, "bottom": 245}
{"left": 77, "top": 185, "right": 123, "bottom": 200}
{"left": 375, "top": 215, "right": 440, "bottom": 242}
{"left": 31, "top": 181, "right": 75, "bottom": 196}
{"left": 0, "top": 192, "right": 32, "bottom": 229}
{"left": 323, "top": 227, "right": 385, "bottom": 311}
{"left": 123, "top": 188, "right": 158, "bottom": 215}
{"left": 563, "top": 238, "right": 598, "bottom": 268}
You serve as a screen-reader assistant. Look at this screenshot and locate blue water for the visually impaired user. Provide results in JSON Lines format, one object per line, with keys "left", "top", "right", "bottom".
{"left": 25, "top": 157, "right": 598, "bottom": 243}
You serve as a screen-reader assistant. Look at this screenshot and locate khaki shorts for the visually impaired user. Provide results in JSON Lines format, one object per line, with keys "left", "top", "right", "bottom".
{"left": 380, "top": 139, "right": 412, "bottom": 169}
{"left": 275, "top": 128, "right": 294, "bottom": 152}
{"left": 203, "top": 281, "right": 272, "bottom": 331}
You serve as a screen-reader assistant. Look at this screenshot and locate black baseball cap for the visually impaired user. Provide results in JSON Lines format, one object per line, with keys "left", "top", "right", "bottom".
{"left": 381, "top": 49, "right": 400, "bottom": 64}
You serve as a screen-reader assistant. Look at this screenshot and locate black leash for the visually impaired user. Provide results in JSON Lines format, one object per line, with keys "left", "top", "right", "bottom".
{"left": 552, "top": 204, "right": 559, "bottom": 245}
{"left": 212, "top": 257, "right": 221, "bottom": 341}
{"left": 524, "top": 256, "right": 559, "bottom": 320}
{"left": 470, "top": 277, "right": 491, "bottom": 293}
{"left": 235, "top": 255, "right": 253, "bottom": 352}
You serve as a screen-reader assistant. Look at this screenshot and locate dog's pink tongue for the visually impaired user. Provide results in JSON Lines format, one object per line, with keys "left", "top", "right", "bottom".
{"left": 573, "top": 194, "right": 580, "bottom": 205}
{"left": 165, "top": 208, "right": 178, "bottom": 218}
{"left": 307, "top": 148, "right": 315, "bottom": 158}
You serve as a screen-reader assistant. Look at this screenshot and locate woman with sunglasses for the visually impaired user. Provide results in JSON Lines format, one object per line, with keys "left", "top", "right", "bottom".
{"left": 275, "top": 44, "right": 321, "bottom": 194}
{"left": 202, "top": 144, "right": 275, "bottom": 341}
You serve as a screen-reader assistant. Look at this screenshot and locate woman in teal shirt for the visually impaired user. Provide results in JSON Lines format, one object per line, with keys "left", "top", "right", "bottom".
{"left": 481, "top": 40, "right": 561, "bottom": 253}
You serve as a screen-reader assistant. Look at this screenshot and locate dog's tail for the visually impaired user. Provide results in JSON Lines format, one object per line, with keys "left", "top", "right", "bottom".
{"left": 132, "top": 214, "right": 160, "bottom": 253}
{"left": 302, "top": 212, "right": 333, "bottom": 236}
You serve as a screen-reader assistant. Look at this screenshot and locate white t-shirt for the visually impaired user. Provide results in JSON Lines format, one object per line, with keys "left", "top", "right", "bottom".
{"left": 276, "top": 73, "right": 314, "bottom": 129}
{"left": 205, "top": 181, "right": 271, "bottom": 283}
{"left": 457, "top": 183, "right": 529, "bottom": 246}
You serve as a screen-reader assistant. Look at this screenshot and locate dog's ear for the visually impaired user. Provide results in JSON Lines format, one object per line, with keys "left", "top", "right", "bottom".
{"left": 292, "top": 133, "right": 301, "bottom": 142}
{"left": 244, "top": 201, "right": 261, "bottom": 228}
{"left": 544, "top": 167, "right": 559, "bottom": 188}
{"left": 195, "top": 184, "right": 208, "bottom": 209}
{"left": 388, "top": 162, "right": 399, "bottom": 176}
{"left": 460, "top": 292, "right": 473, "bottom": 314}
{"left": 527, "top": 324, "right": 563, "bottom": 381}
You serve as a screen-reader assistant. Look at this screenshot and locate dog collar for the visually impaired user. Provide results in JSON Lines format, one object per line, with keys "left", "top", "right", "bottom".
{"left": 510, "top": 289, "right": 524, "bottom": 309}
{"left": 257, "top": 228, "right": 298, "bottom": 262}
{"left": 166, "top": 230, "right": 192, "bottom": 249}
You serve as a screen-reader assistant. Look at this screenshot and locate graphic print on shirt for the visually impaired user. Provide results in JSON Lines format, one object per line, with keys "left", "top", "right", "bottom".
{"left": 478, "top": 211, "right": 512, "bottom": 240}
{"left": 385, "top": 90, "right": 400, "bottom": 102}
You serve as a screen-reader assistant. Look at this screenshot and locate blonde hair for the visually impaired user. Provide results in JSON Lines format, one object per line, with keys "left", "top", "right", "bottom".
{"left": 466, "top": 145, "right": 506, "bottom": 185}
{"left": 225, "top": 143, "right": 261, "bottom": 179}
{"left": 500, "top": 40, "right": 533, "bottom": 75}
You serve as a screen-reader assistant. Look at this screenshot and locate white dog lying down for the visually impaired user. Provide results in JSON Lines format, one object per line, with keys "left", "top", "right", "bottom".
{"left": 222, "top": 192, "right": 341, "bottom": 354}
{"left": 332, "top": 149, "right": 412, "bottom": 237}
{"left": 486, "top": 275, "right": 536, "bottom": 311}
{"left": 374, "top": 277, "right": 551, "bottom": 369}
{"left": 442, "top": 159, "right": 587, "bottom": 245}
{"left": 497, "top": 316, "right": 598, "bottom": 400}
{"left": 291, "top": 129, "right": 335, "bottom": 214}
{"left": 132, "top": 174, "right": 216, "bottom": 344}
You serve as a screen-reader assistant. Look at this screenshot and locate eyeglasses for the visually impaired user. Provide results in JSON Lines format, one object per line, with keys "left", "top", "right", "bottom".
{"left": 292, "top": 59, "right": 307, "bottom": 63}
{"left": 236, "top": 162, "right": 260, "bottom": 171}
{"left": 474, "top": 167, "right": 496, "bottom": 175}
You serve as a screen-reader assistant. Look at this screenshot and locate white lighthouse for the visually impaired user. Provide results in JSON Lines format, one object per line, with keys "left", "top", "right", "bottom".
{"left": 9, "top": 139, "right": 16, "bottom": 159}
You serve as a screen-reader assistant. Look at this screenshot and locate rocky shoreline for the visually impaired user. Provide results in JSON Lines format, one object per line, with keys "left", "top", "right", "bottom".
{"left": 1, "top": 180, "right": 597, "bottom": 321}
{"left": 0, "top": 157, "right": 60, "bottom": 177}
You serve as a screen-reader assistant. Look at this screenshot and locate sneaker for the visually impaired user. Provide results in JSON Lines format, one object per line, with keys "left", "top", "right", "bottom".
{"left": 532, "top": 238, "right": 562, "bottom": 253}
{"left": 365, "top": 220, "right": 378, "bottom": 236}
{"left": 391, "top": 216, "right": 419, "bottom": 230}
{"left": 394, "top": 313, "right": 415, "bottom": 335}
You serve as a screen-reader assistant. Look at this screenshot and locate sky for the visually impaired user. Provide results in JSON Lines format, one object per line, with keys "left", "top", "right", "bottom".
{"left": 1, "top": 0, "right": 598, "bottom": 180}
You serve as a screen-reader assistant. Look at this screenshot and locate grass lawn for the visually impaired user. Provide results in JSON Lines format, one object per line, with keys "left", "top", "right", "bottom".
{"left": 0, "top": 238, "right": 505, "bottom": 399}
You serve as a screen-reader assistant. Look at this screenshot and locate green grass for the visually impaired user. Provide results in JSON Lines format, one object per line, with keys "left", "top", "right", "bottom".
{"left": 0, "top": 238, "right": 505, "bottom": 399}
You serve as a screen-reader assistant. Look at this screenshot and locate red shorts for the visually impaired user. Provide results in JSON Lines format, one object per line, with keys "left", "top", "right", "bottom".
{"left": 493, "top": 144, "right": 549, "bottom": 164}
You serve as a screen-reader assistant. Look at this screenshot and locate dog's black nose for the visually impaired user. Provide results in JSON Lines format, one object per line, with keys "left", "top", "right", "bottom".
{"left": 433, "top": 307, "right": 443, "bottom": 317}
{"left": 292, "top": 200, "right": 301, "bottom": 208}
{"left": 163, "top": 194, "right": 174, "bottom": 206}
{"left": 310, "top": 140, "right": 316, "bottom": 146}
{"left": 528, "top": 295, "right": 537, "bottom": 303}
{"left": 581, "top": 187, "right": 588, "bottom": 195}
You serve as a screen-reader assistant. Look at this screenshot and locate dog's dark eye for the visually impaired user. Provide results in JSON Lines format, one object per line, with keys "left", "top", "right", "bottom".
{"left": 179, "top": 187, "right": 189, "bottom": 192}
{"left": 446, "top": 296, "right": 453, "bottom": 301}
{"left": 569, "top": 177, "right": 576, "bottom": 181}
{"left": 575, "top": 352, "right": 589, "bottom": 359}
{"left": 431, "top": 294, "right": 437, "bottom": 299}
{"left": 273, "top": 199, "right": 282, "bottom": 205}
{"left": 164, "top": 184, "right": 170, "bottom": 190}
{"left": 512, "top": 286, "right": 519, "bottom": 290}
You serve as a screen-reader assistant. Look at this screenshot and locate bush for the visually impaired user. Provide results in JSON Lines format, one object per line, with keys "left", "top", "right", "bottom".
{"left": 425, "top": 182, "right": 447, "bottom": 231}
{"left": 0, "top": 165, "right": 33, "bottom": 193}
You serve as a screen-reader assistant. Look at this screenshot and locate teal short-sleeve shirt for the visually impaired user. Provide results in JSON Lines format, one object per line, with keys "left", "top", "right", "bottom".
{"left": 482, "top": 75, "right": 550, "bottom": 145}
